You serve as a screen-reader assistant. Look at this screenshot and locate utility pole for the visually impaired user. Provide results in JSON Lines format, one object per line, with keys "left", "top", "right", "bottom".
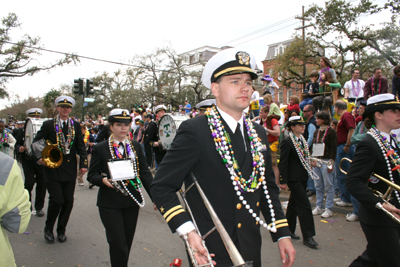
{"left": 295, "top": 6, "right": 312, "bottom": 90}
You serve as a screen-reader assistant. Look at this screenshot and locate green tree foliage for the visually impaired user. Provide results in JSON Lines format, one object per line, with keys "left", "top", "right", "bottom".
{"left": 0, "top": 13, "right": 79, "bottom": 99}
{"left": 43, "top": 89, "right": 61, "bottom": 118}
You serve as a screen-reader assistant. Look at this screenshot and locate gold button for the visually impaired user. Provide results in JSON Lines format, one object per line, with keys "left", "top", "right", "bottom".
{"left": 238, "top": 223, "right": 242, "bottom": 228}
{"left": 236, "top": 203, "right": 242, "bottom": 210}
{"left": 256, "top": 202, "right": 260, "bottom": 207}
{"left": 256, "top": 221, "right": 259, "bottom": 225}
{"left": 67, "top": 160, "right": 70, "bottom": 162}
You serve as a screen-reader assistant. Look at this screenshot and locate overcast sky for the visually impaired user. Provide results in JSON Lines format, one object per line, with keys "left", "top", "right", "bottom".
{"left": 0, "top": 0, "right": 391, "bottom": 109}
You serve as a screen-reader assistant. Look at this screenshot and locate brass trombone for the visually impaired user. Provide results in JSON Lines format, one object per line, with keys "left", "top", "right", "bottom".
{"left": 309, "top": 157, "right": 334, "bottom": 170}
{"left": 339, "top": 157, "right": 400, "bottom": 224}
{"left": 42, "top": 140, "right": 63, "bottom": 168}
{"left": 178, "top": 173, "right": 252, "bottom": 267}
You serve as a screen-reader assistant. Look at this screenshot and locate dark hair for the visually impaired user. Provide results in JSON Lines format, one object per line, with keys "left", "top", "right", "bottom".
{"left": 304, "top": 104, "right": 315, "bottom": 114}
{"left": 260, "top": 106, "right": 269, "bottom": 113}
{"left": 290, "top": 110, "right": 300, "bottom": 116}
{"left": 394, "top": 65, "right": 400, "bottom": 75}
{"left": 321, "top": 71, "right": 333, "bottom": 83}
{"left": 315, "top": 111, "right": 330, "bottom": 125}
{"left": 320, "top": 56, "right": 332, "bottom": 68}
{"left": 334, "top": 100, "right": 347, "bottom": 110}
{"left": 310, "top": 70, "right": 319, "bottom": 78}
{"left": 0, "top": 120, "right": 4, "bottom": 124}
{"left": 373, "top": 68, "right": 381, "bottom": 74}
{"left": 91, "top": 128, "right": 99, "bottom": 133}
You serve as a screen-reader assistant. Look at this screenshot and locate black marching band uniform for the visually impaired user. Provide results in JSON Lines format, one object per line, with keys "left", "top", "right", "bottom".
{"left": 279, "top": 116, "right": 318, "bottom": 248}
{"left": 144, "top": 105, "right": 167, "bottom": 165}
{"left": 33, "top": 96, "right": 87, "bottom": 243}
{"left": 15, "top": 108, "right": 46, "bottom": 216}
{"left": 87, "top": 109, "right": 153, "bottom": 267}
{"left": 346, "top": 94, "right": 400, "bottom": 267}
{"left": 151, "top": 49, "right": 290, "bottom": 267}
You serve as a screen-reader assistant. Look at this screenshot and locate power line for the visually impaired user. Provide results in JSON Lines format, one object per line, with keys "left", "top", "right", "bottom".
{"left": 230, "top": 21, "right": 300, "bottom": 46}
{"left": 219, "top": 14, "right": 300, "bottom": 46}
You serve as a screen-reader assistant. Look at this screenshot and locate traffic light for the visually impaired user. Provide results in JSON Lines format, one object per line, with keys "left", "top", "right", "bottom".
{"left": 86, "top": 79, "right": 94, "bottom": 95}
{"left": 73, "top": 78, "right": 83, "bottom": 95}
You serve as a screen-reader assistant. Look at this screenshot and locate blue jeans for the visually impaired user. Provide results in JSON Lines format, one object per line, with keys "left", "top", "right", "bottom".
{"left": 250, "top": 109, "right": 259, "bottom": 120}
{"left": 307, "top": 177, "right": 316, "bottom": 192}
{"left": 140, "top": 143, "right": 146, "bottom": 157}
{"left": 313, "top": 163, "right": 335, "bottom": 210}
{"left": 335, "top": 144, "right": 355, "bottom": 203}
{"left": 300, "top": 98, "right": 313, "bottom": 111}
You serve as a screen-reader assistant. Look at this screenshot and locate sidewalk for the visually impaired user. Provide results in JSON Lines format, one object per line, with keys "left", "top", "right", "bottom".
{"left": 279, "top": 190, "right": 354, "bottom": 215}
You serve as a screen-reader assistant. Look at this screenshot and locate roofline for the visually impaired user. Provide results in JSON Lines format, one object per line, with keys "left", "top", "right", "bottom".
{"left": 179, "top": 45, "right": 223, "bottom": 55}
{"left": 267, "top": 38, "right": 295, "bottom": 47}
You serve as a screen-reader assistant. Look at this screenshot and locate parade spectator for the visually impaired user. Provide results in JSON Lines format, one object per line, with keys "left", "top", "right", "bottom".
{"left": 77, "top": 124, "right": 89, "bottom": 186}
{"left": 0, "top": 152, "right": 31, "bottom": 267}
{"left": 96, "top": 114, "right": 104, "bottom": 131}
{"left": 184, "top": 100, "right": 191, "bottom": 114}
{"left": 261, "top": 74, "right": 279, "bottom": 99}
{"left": 354, "top": 100, "right": 366, "bottom": 125}
{"left": 313, "top": 71, "right": 341, "bottom": 114}
{"left": 300, "top": 71, "right": 320, "bottom": 111}
{"left": 265, "top": 94, "right": 281, "bottom": 186}
{"left": 343, "top": 69, "right": 365, "bottom": 104}
{"left": 0, "top": 120, "right": 16, "bottom": 156}
{"left": 142, "top": 115, "right": 153, "bottom": 167}
{"left": 331, "top": 119, "right": 338, "bottom": 131}
{"left": 391, "top": 65, "right": 400, "bottom": 99}
{"left": 318, "top": 56, "right": 337, "bottom": 80}
{"left": 249, "top": 86, "right": 260, "bottom": 119}
{"left": 287, "top": 95, "right": 300, "bottom": 114}
{"left": 333, "top": 100, "right": 359, "bottom": 221}
{"left": 303, "top": 105, "right": 318, "bottom": 196}
{"left": 364, "top": 68, "right": 388, "bottom": 100}
{"left": 311, "top": 111, "right": 337, "bottom": 218}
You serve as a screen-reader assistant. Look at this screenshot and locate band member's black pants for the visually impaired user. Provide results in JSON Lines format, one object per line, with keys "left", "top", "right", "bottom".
{"left": 45, "top": 179, "right": 76, "bottom": 235}
{"left": 22, "top": 158, "right": 46, "bottom": 211}
{"left": 349, "top": 222, "right": 400, "bottom": 267}
{"left": 98, "top": 206, "right": 139, "bottom": 267}
{"left": 286, "top": 181, "right": 316, "bottom": 238}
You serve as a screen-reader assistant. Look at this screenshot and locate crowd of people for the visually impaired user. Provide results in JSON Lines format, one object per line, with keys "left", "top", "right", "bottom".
{"left": 1, "top": 49, "right": 400, "bottom": 267}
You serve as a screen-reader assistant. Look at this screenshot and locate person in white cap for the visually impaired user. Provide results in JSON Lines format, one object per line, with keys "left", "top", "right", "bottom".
{"left": 144, "top": 104, "right": 167, "bottom": 168}
{"left": 151, "top": 49, "right": 295, "bottom": 267}
{"left": 15, "top": 108, "right": 46, "bottom": 217}
{"left": 195, "top": 99, "right": 216, "bottom": 116}
{"left": 32, "top": 95, "right": 87, "bottom": 244}
{"left": 346, "top": 93, "right": 400, "bottom": 266}
{"left": 87, "top": 108, "right": 153, "bottom": 267}
{"left": 0, "top": 120, "right": 16, "bottom": 156}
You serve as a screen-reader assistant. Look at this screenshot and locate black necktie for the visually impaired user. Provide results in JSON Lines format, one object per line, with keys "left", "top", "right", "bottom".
{"left": 62, "top": 121, "right": 68, "bottom": 136}
{"left": 390, "top": 136, "right": 399, "bottom": 151}
{"left": 235, "top": 122, "right": 246, "bottom": 152}
{"left": 119, "top": 142, "right": 125, "bottom": 158}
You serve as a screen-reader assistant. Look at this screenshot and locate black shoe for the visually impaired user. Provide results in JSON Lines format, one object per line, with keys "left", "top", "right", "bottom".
{"left": 89, "top": 183, "right": 94, "bottom": 189}
{"left": 303, "top": 237, "right": 318, "bottom": 249}
{"left": 36, "top": 210, "right": 45, "bottom": 217}
{"left": 307, "top": 191, "right": 316, "bottom": 197}
{"left": 290, "top": 233, "right": 300, "bottom": 240}
{"left": 44, "top": 228, "right": 54, "bottom": 243}
{"left": 57, "top": 234, "right": 67, "bottom": 243}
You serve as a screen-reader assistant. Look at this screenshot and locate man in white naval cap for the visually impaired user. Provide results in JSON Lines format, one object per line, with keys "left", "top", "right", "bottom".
{"left": 195, "top": 99, "right": 216, "bottom": 116}
{"left": 15, "top": 108, "right": 47, "bottom": 217}
{"left": 33, "top": 96, "right": 87, "bottom": 243}
{"left": 151, "top": 49, "right": 295, "bottom": 267}
{"left": 144, "top": 104, "right": 167, "bottom": 168}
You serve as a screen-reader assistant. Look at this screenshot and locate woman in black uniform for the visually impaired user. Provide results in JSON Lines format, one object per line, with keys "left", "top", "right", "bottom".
{"left": 346, "top": 94, "right": 400, "bottom": 267}
{"left": 88, "top": 108, "right": 153, "bottom": 267}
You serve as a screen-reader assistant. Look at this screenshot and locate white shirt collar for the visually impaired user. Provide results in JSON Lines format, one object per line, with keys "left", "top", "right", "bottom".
{"left": 216, "top": 106, "right": 244, "bottom": 134}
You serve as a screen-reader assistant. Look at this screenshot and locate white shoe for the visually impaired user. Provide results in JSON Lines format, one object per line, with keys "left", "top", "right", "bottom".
{"left": 78, "top": 183, "right": 85, "bottom": 186}
{"left": 334, "top": 197, "right": 341, "bottom": 202}
{"left": 321, "top": 209, "right": 333, "bottom": 218}
{"left": 346, "top": 213, "right": 358, "bottom": 222}
{"left": 335, "top": 200, "right": 353, "bottom": 207}
{"left": 312, "top": 206, "right": 323, "bottom": 215}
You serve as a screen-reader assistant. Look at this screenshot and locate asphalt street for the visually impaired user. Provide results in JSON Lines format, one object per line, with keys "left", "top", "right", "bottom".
{"left": 8, "top": 168, "right": 367, "bottom": 267}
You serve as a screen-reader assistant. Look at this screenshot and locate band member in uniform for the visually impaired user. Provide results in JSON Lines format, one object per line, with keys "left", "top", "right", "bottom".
{"left": 145, "top": 105, "right": 167, "bottom": 167}
{"left": 346, "top": 94, "right": 400, "bottom": 266}
{"left": 279, "top": 116, "right": 319, "bottom": 249}
{"left": 87, "top": 109, "right": 153, "bottom": 267}
{"left": 33, "top": 96, "right": 88, "bottom": 243}
{"left": 151, "top": 49, "right": 295, "bottom": 267}
{"left": 195, "top": 99, "right": 216, "bottom": 116}
{"left": 15, "top": 108, "right": 46, "bottom": 216}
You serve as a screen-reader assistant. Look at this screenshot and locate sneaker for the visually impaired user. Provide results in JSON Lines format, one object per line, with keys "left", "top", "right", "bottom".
{"left": 334, "top": 197, "right": 341, "bottom": 202}
{"left": 78, "top": 183, "right": 84, "bottom": 186}
{"left": 335, "top": 200, "right": 353, "bottom": 207}
{"left": 321, "top": 209, "right": 333, "bottom": 218}
{"left": 346, "top": 213, "right": 358, "bottom": 222}
{"left": 36, "top": 210, "right": 45, "bottom": 217}
{"left": 312, "top": 206, "right": 323, "bottom": 215}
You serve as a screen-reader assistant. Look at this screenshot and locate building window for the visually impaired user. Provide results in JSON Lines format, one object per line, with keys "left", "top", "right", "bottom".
{"left": 278, "top": 91, "right": 284, "bottom": 104}
{"left": 287, "top": 90, "right": 293, "bottom": 104}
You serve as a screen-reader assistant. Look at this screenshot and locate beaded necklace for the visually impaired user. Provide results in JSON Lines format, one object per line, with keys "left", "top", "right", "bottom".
{"left": 0, "top": 130, "right": 8, "bottom": 148}
{"left": 351, "top": 79, "right": 361, "bottom": 97}
{"left": 367, "top": 127, "right": 400, "bottom": 205}
{"left": 289, "top": 132, "right": 319, "bottom": 180}
{"left": 316, "top": 127, "right": 330, "bottom": 144}
{"left": 107, "top": 134, "right": 145, "bottom": 207}
{"left": 54, "top": 115, "right": 75, "bottom": 154}
{"left": 371, "top": 78, "right": 382, "bottom": 96}
{"left": 206, "top": 106, "right": 277, "bottom": 233}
